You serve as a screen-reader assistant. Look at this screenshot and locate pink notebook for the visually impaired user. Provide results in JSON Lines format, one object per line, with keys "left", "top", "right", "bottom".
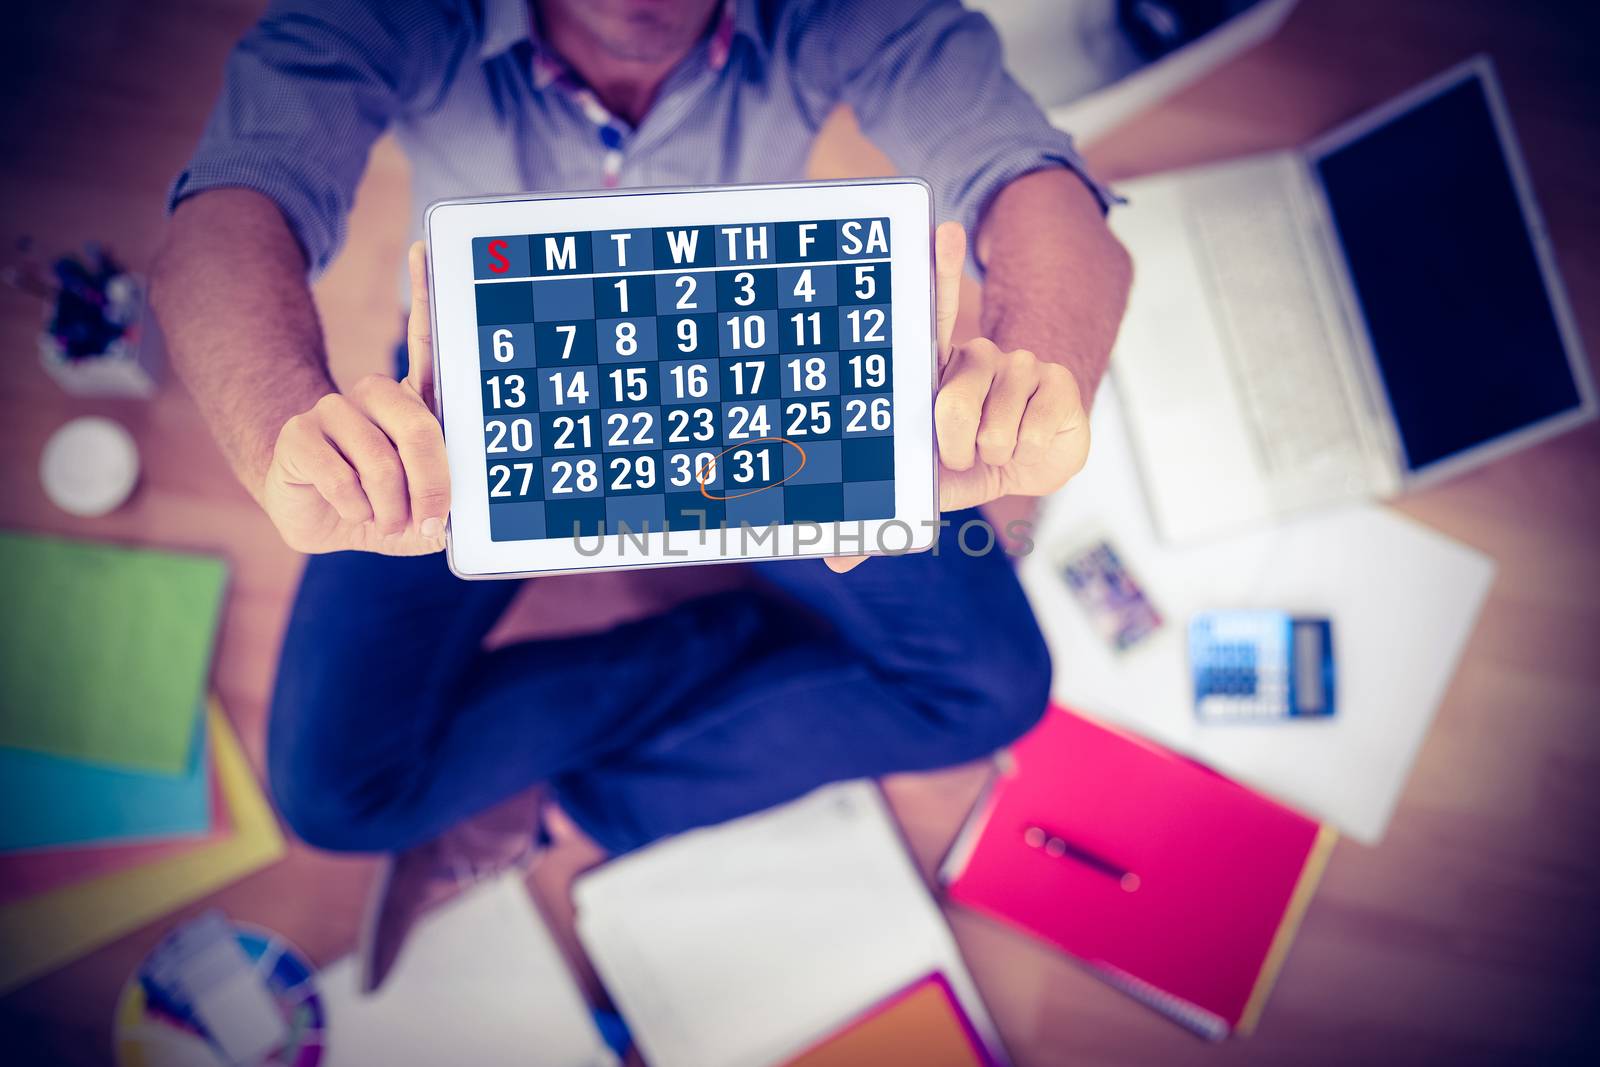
{"left": 941, "top": 705, "right": 1336, "bottom": 1038}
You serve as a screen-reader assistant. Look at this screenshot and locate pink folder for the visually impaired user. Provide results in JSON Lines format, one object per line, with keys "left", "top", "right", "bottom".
{"left": 942, "top": 705, "right": 1336, "bottom": 1038}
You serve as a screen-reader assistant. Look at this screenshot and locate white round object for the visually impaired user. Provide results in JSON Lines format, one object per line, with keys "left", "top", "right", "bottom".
{"left": 40, "top": 416, "right": 140, "bottom": 517}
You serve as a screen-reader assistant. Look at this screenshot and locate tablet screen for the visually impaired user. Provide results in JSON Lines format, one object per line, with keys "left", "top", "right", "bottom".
{"left": 470, "top": 218, "right": 898, "bottom": 542}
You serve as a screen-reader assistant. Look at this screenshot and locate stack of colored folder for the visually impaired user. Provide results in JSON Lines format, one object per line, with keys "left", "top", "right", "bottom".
{"left": 0, "top": 533, "right": 284, "bottom": 993}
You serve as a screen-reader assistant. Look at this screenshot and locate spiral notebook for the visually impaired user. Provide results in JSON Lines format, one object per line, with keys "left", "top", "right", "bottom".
{"left": 941, "top": 705, "right": 1336, "bottom": 1038}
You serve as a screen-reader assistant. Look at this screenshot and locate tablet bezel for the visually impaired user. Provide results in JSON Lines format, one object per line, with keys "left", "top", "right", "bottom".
{"left": 425, "top": 179, "right": 938, "bottom": 580}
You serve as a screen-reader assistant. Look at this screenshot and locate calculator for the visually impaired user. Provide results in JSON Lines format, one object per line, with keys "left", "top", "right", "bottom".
{"left": 1188, "top": 611, "right": 1336, "bottom": 721}
{"left": 426, "top": 180, "right": 939, "bottom": 579}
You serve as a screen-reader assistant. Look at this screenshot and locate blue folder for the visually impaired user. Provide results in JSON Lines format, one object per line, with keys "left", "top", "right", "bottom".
{"left": 0, "top": 706, "right": 209, "bottom": 852}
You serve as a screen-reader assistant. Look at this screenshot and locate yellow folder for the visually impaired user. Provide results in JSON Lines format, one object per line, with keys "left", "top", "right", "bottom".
{"left": 0, "top": 697, "right": 285, "bottom": 994}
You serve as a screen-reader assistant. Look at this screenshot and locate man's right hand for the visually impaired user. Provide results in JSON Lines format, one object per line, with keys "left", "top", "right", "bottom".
{"left": 262, "top": 243, "right": 451, "bottom": 555}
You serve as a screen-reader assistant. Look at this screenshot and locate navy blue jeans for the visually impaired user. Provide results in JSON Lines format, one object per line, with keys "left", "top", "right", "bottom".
{"left": 267, "top": 511, "right": 1050, "bottom": 855}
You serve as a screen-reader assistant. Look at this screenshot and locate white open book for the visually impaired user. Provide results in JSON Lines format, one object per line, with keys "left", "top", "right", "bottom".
{"left": 573, "top": 780, "right": 1005, "bottom": 1067}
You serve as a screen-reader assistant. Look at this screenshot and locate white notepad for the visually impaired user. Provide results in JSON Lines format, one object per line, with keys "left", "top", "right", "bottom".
{"left": 319, "top": 873, "right": 616, "bottom": 1067}
{"left": 1019, "top": 380, "right": 1495, "bottom": 844}
{"left": 573, "top": 781, "right": 1005, "bottom": 1067}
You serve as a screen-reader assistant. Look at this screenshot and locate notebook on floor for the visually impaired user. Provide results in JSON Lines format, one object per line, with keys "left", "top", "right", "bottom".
{"left": 573, "top": 780, "right": 1007, "bottom": 1067}
{"left": 0, "top": 755, "right": 230, "bottom": 906}
{"left": 782, "top": 973, "right": 995, "bottom": 1067}
{"left": 0, "top": 532, "right": 227, "bottom": 775}
{"left": 941, "top": 705, "right": 1335, "bottom": 1039}
{"left": 0, "top": 701, "right": 212, "bottom": 853}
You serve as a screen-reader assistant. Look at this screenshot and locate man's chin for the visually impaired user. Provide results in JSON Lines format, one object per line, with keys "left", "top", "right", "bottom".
{"left": 563, "top": 0, "right": 721, "bottom": 62}
{"left": 599, "top": 19, "right": 703, "bottom": 63}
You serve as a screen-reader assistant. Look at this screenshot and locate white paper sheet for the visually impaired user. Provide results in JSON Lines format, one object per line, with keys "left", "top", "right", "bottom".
{"left": 573, "top": 781, "right": 1004, "bottom": 1067}
{"left": 320, "top": 873, "right": 616, "bottom": 1067}
{"left": 1020, "top": 381, "right": 1495, "bottom": 844}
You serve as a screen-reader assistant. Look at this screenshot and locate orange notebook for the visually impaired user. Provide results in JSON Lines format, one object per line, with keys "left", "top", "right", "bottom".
{"left": 941, "top": 705, "right": 1336, "bottom": 1039}
{"left": 783, "top": 974, "right": 995, "bottom": 1067}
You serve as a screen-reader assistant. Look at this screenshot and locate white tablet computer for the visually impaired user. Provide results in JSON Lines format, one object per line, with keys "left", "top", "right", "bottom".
{"left": 425, "top": 179, "right": 938, "bottom": 579}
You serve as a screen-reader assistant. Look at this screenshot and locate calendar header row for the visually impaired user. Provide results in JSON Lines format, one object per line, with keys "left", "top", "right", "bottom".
{"left": 472, "top": 217, "right": 891, "bottom": 280}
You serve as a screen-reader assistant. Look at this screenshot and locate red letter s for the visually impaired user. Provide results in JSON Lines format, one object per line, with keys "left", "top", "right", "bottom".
{"left": 487, "top": 238, "right": 510, "bottom": 274}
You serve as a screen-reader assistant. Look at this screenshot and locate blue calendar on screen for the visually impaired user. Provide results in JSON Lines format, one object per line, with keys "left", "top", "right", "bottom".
{"left": 469, "top": 219, "right": 898, "bottom": 542}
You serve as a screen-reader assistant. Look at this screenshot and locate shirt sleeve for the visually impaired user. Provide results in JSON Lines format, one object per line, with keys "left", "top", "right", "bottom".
{"left": 794, "top": 0, "right": 1117, "bottom": 273}
{"left": 168, "top": 0, "right": 455, "bottom": 276}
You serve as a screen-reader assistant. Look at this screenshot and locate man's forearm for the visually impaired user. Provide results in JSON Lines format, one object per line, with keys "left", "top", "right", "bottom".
{"left": 151, "top": 189, "right": 336, "bottom": 500}
{"left": 975, "top": 168, "right": 1132, "bottom": 407}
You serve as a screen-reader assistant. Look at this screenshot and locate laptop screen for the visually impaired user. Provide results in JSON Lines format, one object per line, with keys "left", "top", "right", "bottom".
{"left": 1314, "top": 73, "right": 1583, "bottom": 472}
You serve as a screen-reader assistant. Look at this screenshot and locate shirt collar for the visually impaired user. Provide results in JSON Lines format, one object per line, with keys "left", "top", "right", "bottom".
{"left": 478, "top": 0, "right": 530, "bottom": 61}
{"left": 477, "top": 0, "right": 764, "bottom": 75}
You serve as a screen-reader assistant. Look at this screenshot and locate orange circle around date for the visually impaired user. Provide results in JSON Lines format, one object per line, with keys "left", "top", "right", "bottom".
{"left": 696, "top": 437, "right": 807, "bottom": 501}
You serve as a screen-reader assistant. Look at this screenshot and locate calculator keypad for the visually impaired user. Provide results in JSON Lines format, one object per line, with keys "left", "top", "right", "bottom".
{"left": 1191, "top": 614, "right": 1292, "bottom": 720}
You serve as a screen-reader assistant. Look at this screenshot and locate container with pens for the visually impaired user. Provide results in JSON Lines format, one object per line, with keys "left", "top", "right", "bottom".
{"left": 7, "top": 242, "right": 163, "bottom": 397}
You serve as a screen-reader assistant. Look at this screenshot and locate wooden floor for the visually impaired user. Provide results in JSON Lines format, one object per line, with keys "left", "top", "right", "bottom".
{"left": 2, "top": 1, "right": 1598, "bottom": 1063}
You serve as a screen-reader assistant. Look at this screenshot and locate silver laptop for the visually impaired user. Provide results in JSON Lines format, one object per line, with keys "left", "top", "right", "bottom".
{"left": 1108, "top": 56, "right": 1594, "bottom": 543}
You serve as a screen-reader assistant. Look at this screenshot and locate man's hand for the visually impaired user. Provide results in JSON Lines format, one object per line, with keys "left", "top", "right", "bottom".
{"left": 931, "top": 222, "right": 1089, "bottom": 511}
{"left": 261, "top": 243, "right": 451, "bottom": 555}
{"left": 824, "top": 221, "right": 1091, "bottom": 574}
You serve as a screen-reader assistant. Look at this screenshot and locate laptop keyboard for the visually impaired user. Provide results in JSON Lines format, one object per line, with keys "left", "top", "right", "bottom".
{"left": 1186, "top": 185, "right": 1366, "bottom": 483}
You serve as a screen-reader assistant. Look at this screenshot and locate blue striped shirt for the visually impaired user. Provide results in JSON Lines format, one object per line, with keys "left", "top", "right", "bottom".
{"left": 171, "top": 0, "right": 1112, "bottom": 279}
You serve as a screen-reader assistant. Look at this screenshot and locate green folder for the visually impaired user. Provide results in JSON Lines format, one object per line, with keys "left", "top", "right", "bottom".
{"left": 0, "top": 533, "right": 227, "bottom": 775}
